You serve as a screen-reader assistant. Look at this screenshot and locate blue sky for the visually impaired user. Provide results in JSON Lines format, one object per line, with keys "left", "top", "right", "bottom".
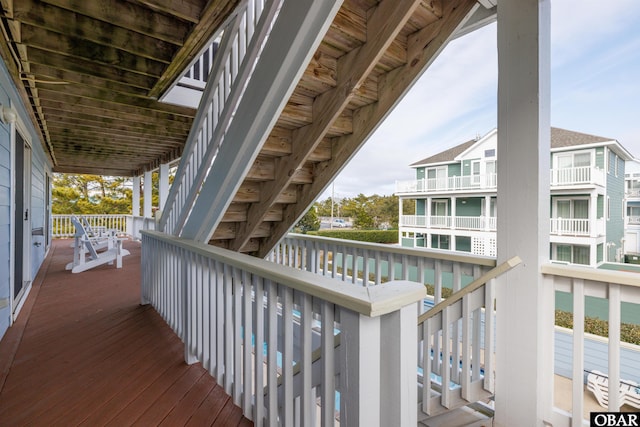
{"left": 325, "top": 0, "right": 640, "bottom": 199}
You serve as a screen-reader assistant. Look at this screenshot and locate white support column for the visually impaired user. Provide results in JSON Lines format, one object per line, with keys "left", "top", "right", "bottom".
{"left": 451, "top": 196, "right": 457, "bottom": 230}
{"left": 339, "top": 286, "right": 420, "bottom": 427}
{"left": 339, "top": 309, "right": 381, "bottom": 427}
{"left": 132, "top": 176, "right": 141, "bottom": 217}
{"left": 485, "top": 196, "right": 491, "bottom": 231}
{"left": 590, "top": 192, "right": 598, "bottom": 237}
{"left": 159, "top": 163, "right": 169, "bottom": 212}
{"left": 495, "top": 0, "right": 550, "bottom": 425}
{"left": 143, "top": 170, "right": 153, "bottom": 218}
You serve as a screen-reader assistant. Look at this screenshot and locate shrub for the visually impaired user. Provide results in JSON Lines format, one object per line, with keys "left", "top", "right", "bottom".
{"left": 555, "top": 310, "right": 640, "bottom": 345}
{"left": 309, "top": 229, "right": 398, "bottom": 244}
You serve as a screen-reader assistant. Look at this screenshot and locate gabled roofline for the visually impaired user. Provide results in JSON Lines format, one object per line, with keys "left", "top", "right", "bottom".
{"left": 454, "top": 128, "right": 497, "bottom": 161}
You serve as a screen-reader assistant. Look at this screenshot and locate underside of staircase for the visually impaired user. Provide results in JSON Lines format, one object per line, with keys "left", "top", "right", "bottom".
{"left": 202, "top": 0, "right": 490, "bottom": 257}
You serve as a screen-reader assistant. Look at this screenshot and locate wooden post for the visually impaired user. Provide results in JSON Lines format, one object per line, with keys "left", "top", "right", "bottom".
{"left": 132, "top": 176, "right": 141, "bottom": 217}
{"left": 143, "top": 170, "right": 153, "bottom": 218}
{"left": 495, "top": 0, "right": 551, "bottom": 425}
{"left": 159, "top": 163, "right": 169, "bottom": 211}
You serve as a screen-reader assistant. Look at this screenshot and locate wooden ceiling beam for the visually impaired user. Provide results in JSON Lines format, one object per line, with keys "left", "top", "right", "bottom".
{"left": 21, "top": 26, "right": 168, "bottom": 76}
{"left": 40, "top": 0, "right": 191, "bottom": 45}
{"left": 257, "top": 0, "right": 478, "bottom": 257}
{"left": 149, "top": 0, "right": 239, "bottom": 98}
{"left": 230, "top": 0, "right": 423, "bottom": 251}
{"left": 13, "top": 0, "right": 178, "bottom": 62}
{"left": 34, "top": 86, "right": 195, "bottom": 117}
{"left": 128, "top": 0, "right": 207, "bottom": 24}
{"left": 42, "top": 111, "right": 190, "bottom": 137}
{"left": 38, "top": 97, "right": 194, "bottom": 125}
{"left": 27, "top": 63, "right": 151, "bottom": 98}
{"left": 25, "top": 47, "right": 158, "bottom": 90}
{"left": 46, "top": 129, "right": 184, "bottom": 147}
{"left": 53, "top": 165, "right": 139, "bottom": 176}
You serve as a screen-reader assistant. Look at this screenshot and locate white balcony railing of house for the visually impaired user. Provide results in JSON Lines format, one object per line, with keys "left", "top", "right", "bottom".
{"left": 396, "top": 173, "right": 497, "bottom": 194}
{"left": 52, "top": 214, "right": 156, "bottom": 240}
{"left": 626, "top": 216, "right": 640, "bottom": 226}
{"left": 400, "top": 215, "right": 497, "bottom": 231}
{"left": 541, "top": 264, "right": 640, "bottom": 424}
{"left": 549, "top": 218, "right": 590, "bottom": 236}
{"left": 550, "top": 166, "right": 605, "bottom": 187}
{"left": 626, "top": 189, "right": 640, "bottom": 198}
{"left": 179, "top": 41, "right": 218, "bottom": 91}
{"left": 141, "top": 230, "right": 427, "bottom": 426}
{"left": 160, "top": 0, "right": 278, "bottom": 236}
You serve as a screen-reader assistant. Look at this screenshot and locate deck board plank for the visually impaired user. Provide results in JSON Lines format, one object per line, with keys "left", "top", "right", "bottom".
{"left": 0, "top": 239, "right": 252, "bottom": 427}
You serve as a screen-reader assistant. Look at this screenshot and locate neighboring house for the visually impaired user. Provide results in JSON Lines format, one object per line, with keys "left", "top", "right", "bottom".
{"left": 625, "top": 158, "right": 640, "bottom": 258}
{"left": 396, "top": 127, "right": 634, "bottom": 267}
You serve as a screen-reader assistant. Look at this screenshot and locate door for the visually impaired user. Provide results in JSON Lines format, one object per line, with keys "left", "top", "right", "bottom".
{"left": 13, "top": 132, "right": 31, "bottom": 303}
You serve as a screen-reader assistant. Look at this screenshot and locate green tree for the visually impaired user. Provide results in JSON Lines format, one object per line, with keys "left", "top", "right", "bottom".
{"left": 295, "top": 206, "right": 320, "bottom": 233}
{"left": 52, "top": 173, "right": 132, "bottom": 214}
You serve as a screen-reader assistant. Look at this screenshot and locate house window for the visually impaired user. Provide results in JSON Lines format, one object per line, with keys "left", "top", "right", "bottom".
{"left": 607, "top": 196, "right": 610, "bottom": 220}
{"left": 426, "top": 166, "right": 447, "bottom": 190}
{"left": 556, "top": 151, "right": 591, "bottom": 169}
{"left": 431, "top": 234, "right": 449, "bottom": 250}
{"left": 554, "top": 198, "right": 589, "bottom": 219}
{"left": 431, "top": 200, "right": 448, "bottom": 216}
{"left": 554, "top": 244, "right": 590, "bottom": 265}
{"left": 484, "top": 148, "right": 496, "bottom": 158}
{"left": 615, "top": 155, "right": 619, "bottom": 177}
{"left": 471, "top": 160, "right": 481, "bottom": 185}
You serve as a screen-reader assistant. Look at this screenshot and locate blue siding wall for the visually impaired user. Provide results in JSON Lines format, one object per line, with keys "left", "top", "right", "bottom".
{"left": 0, "top": 112, "right": 10, "bottom": 337}
{"left": 0, "top": 58, "right": 52, "bottom": 341}
{"left": 606, "top": 152, "right": 625, "bottom": 261}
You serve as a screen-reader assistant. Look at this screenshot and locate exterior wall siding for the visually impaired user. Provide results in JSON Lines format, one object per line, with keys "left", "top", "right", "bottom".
{"left": 0, "top": 115, "right": 10, "bottom": 337}
{"left": 606, "top": 154, "right": 625, "bottom": 261}
{"left": 448, "top": 163, "right": 461, "bottom": 177}
{"left": 0, "top": 58, "right": 52, "bottom": 341}
{"left": 595, "top": 147, "right": 605, "bottom": 169}
{"left": 456, "top": 197, "right": 482, "bottom": 216}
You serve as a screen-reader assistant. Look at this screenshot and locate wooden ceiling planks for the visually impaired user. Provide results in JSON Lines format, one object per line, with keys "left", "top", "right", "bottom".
{"left": 208, "top": 0, "right": 480, "bottom": 255}
{"left": 3, "top": 0, "right": 488, "bottom": 258}
{"left": 1, "top": 0, "right": 238, "bottom": 175}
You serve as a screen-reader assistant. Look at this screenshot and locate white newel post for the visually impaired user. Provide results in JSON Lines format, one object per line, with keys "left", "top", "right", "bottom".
{"left": 132, "top": 176, "right": 141, "bottom": 217}
{"left": 143, "top": 170, "right": 153, "bottom": 218}
{"left": 496, "top": 0, "right": 551, "bottom": 425}
{"left": 159, "top": 163, "right": 169, "bottom": 212}
{"left": 339, "top": 282, "right": 421, "bottom": 427}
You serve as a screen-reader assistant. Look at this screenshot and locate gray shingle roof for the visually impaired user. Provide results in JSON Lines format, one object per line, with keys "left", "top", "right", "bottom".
{"left": 410, "top": 127, "right": 615, "bottom": 167}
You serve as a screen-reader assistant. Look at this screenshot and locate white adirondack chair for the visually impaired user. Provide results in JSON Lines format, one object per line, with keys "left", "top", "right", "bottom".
{"left": 65, "top": 216, "right": 130, "bottom": 273}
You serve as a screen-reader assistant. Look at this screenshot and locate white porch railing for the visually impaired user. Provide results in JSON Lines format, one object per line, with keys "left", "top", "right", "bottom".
{"left": 627, "top": 189, "right": 640, "bottom": 198}
{"left": 396, "top": 173, "right": 497, "bottom": 194}
{"left": 141, "top": 230, "right": 426, "bottom": 426}
{"left": 541, "top": 264, "right": 640, "bottom": 425}
{"left": 179, "top": 41, "right": 218, "bottom": 90}
{"left": 626, "top": 216, "right": 640, "bottom": 225}
{"left": 159, "top": 0, "right": 278, "bottom": 236}
{"left": 549, "top": 218, "right": 591, "bottom": 236}
{"left": 417, "top": 257, "right": 521, "bottom": 418}
{"left": 550, "top": 166, "right": 605, "bottom": 187}
{"left": 52, "top": 214, "right": 155, "bottom": 239}
{"left": 400, "top": 215, "right": 497, "bottom": 231}
{"left": 271, "top": 233, "right": 496, "bottom": 291}
{"left": 271, "top": 234, "right": 520, "bottom": 419}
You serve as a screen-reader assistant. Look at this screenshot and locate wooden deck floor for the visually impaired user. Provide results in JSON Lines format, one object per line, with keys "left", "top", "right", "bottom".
{"left": 0, "top": 239, "right": 252, "bottom": 426}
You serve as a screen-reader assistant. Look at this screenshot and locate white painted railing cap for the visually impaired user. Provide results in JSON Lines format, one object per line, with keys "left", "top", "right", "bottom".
{"left": 142, "top": 231, "right": 426, "bottom": 317}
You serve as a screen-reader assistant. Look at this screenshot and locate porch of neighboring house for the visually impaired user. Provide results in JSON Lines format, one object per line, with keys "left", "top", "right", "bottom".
{"left": 0, "top": 239, "right": 252, "bottom": 426}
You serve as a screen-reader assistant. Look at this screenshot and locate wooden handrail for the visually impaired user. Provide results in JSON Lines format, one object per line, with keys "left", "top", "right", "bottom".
{"left": 417, "top": 256, "right": 522, "bottom": 325}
